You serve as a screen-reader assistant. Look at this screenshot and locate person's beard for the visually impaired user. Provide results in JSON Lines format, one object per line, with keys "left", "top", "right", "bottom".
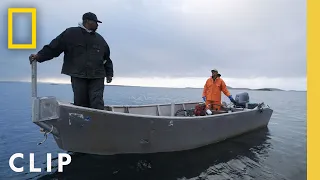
{"left": 92, "top": 24, "right": 98, "bottom": 32}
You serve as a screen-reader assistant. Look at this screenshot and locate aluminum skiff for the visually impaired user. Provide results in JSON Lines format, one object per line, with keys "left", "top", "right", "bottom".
{"left": 30, "top": 62, "right": 273, "bottom": 155}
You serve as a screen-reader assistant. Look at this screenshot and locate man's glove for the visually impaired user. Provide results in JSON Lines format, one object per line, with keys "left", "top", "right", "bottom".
{"left": 106, "top": 76, "right": 112, "bottom": 83}
{"left": 228, "top": 95, "right": 237, "bottom": 105}
{"left": 202, "top": 96, "right": 206, "bottom": 102}
{"left": 29, "top": 54, "right": 39, "bottom": 64}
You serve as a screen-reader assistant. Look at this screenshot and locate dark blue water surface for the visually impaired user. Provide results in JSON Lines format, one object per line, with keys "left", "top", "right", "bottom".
{"left": 0, "top": 82, "right": 306, "bottom": 180}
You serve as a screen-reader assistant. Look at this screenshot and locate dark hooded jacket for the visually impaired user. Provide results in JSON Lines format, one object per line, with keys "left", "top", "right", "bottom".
{"left": 36, "top": 24, "right": 113, "bottom": 79}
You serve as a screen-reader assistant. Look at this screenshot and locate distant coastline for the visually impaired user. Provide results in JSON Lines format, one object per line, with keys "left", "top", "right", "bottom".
{"left": 183, "top": 86, "right": 304, "bottom": 92}
{"left": 0, "top": 80, "right": 306, "bottom": 92}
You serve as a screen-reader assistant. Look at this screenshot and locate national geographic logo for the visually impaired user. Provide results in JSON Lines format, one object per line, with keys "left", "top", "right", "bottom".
{"left": 7, "top": 8, "right": 37, "bottom": 49}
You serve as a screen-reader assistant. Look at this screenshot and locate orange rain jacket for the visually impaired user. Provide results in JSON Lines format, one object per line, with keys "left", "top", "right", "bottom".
{"left": 202, "top": 76, "right": 231, "bottom": 104}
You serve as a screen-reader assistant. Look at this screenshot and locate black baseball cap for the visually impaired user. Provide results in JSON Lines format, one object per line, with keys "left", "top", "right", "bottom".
{"left": 211, "top": 69, "right": 221, "bottom": 76}
{"left": 82, "top": 12, "right": 102, "bottom": 23}
{"left": 211, "top": 69, "right": 218, "bottom": 73}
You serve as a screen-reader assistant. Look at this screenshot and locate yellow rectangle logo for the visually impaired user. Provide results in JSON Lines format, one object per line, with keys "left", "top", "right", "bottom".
{"left": 8, "top": 8, "right": 37, "bottom": 49}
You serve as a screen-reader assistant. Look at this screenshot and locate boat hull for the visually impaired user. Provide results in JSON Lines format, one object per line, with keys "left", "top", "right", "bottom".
{"left": 33, "top": 97, "right": 273, "bottom": 155}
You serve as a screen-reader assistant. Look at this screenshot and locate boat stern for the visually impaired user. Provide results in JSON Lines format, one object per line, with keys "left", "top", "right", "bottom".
{"left": 32, "top": 96, "right": 60, "bottom": 137}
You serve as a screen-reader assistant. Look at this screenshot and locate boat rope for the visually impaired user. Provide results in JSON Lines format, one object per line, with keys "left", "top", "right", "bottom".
{"left": 37, "top": 125, "right": 54, "bottom": 145}
{"left": 174, "top": 109, "right": 195, "bottom": 116}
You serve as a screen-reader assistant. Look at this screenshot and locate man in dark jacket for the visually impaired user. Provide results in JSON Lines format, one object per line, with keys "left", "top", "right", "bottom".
{"left": 29, "top": 12, "right": 113, "bottom": 110}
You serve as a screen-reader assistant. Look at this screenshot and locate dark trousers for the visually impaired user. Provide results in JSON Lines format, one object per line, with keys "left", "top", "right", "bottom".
{"left": 71, "top": 76, "right": 105, "bottom": 110}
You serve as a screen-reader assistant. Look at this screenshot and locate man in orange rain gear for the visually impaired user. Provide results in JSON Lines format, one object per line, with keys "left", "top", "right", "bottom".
{"left": 202, "top": 69, "right": 237, "bottom": 111}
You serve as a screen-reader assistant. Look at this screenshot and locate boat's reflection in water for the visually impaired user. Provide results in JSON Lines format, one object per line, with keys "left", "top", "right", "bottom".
{"left": 38, "top": 127, "right": 272, "bottom": 180}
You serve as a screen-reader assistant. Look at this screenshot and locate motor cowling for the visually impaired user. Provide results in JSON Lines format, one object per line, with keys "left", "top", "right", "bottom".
{"left": 235, "top": 92, "right": 249, "bottom": 108}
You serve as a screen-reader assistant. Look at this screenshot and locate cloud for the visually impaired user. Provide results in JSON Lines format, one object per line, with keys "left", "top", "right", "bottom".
{"left": 0, "top": 0, "right": 306, "bottom": 90}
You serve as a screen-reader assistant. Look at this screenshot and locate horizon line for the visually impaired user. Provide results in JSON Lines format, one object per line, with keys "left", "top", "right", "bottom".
{"left": 0, "top": 80, "right": 306, "bottom": 92}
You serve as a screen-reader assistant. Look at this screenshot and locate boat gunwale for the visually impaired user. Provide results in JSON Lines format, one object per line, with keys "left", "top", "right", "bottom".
{"left": 57, "top": 100, "right": 272, "bottom": 120}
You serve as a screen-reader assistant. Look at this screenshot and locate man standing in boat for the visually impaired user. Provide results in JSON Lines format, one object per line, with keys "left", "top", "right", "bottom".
{"left": 29, "top": 12, "right": 113, "bottom": 110}
{"left": 202, "top": 69, "right": 237, "bottom": 111}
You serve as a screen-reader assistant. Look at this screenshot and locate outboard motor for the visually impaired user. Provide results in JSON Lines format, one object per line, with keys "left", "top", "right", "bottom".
{"left": 235, "top": 92, "right": 249, "bottom": 108}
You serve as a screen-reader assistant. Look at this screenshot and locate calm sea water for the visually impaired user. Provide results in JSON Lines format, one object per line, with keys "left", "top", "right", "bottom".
{"left": 0, "top": 82, "right": 306, "bottom": 180}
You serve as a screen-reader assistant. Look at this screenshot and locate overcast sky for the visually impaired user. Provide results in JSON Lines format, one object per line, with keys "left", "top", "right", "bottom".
{"left": 0, "top": 0, "right": 306, "bottom": 90}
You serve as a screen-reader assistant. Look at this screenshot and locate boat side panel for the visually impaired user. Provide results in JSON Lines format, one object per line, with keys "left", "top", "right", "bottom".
{"left": 146, "top": 109, "right": 272, "bottom": 152}
{"left": 105, "top": 102, "right": 201, "bottom": 116}
{"left": 51, "top": 103, "right": 273, "bottom": 155}
{"left": 127, "top": 106, "right": 159, "bottom": 116}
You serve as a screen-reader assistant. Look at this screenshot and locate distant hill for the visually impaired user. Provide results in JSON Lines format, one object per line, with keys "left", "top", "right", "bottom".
{"left": 253, "top": 88, "right": 284, "bottom": 91}
{"left": 230, "top": 87, "right": 284, "bottom": 91}
{"left": 185, "top": 86, "right": 284, "bottom": 91}
{"left": 0, "top": 81, "right": 302, "bottom": 91}
{"left": 227, "top": 86, "right": 251, "bottom": 90}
